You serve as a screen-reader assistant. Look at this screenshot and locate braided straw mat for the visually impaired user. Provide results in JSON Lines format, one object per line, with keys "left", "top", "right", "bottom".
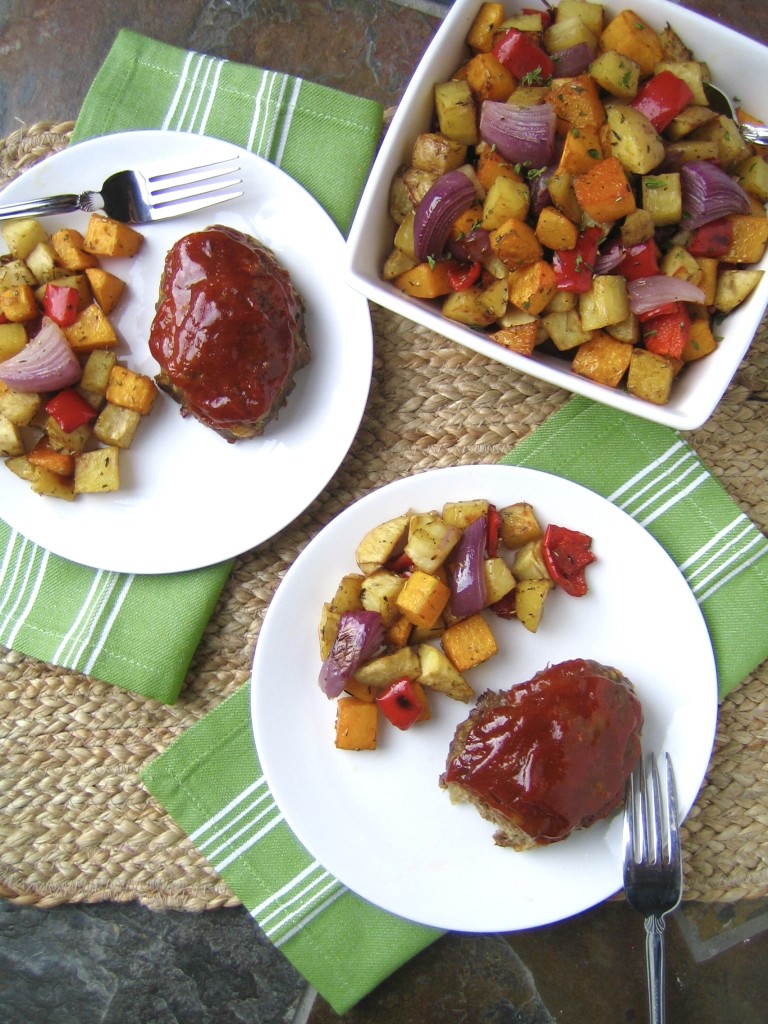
{"left": 1, "top": 123, "right": 766, "bottom": 911}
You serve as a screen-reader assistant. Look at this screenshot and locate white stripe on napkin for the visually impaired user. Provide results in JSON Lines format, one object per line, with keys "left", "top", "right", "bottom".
{"left": 682, "top": 515, "right": 768, "bottom": 603}
{"left": 0, "top": 530, "right": 49, "bottom": 644}
{"left": 53, "top": 570, "right": 132, "bottom": 670}
{"left": 162, "top": 51, "right": 228, "bottom": 134}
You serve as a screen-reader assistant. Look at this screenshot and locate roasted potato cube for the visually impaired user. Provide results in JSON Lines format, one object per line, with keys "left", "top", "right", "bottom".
{"left": 27, "top": 437, "right": 75, "bottom": 477}
{"left": 737, "top": 155, "right": 768, "bottom": 204}
{"left": 0, "top": 413, "right": 24, "bottom": 457}
{"left": 355, "top": 513, "right": 409, "bottom": 575}
{"left": 329, "top": 573, "right": 365, "bottom": 614}
{"left": 434, "top": 79, "right": 479, "bottom": 146}
{"left": 542, "top": 308, "right": 591, "bottom": 351}
{"left": 84, "top": 267, "right": 126, "bottom": 313}
{"left": 441, "top": 499, "right": 489, "bottom": 529}
{"left": 515, "top": 578, "right": 554, "bottom": 633}
{"left": 641, "top": 173, "right": 682, "bottom": 227}
{"left": 589, "top": 50, "right": 640, "bottom": 99}
{"left": 404, "top": 511, "right": 462, "bottom": 573}
{"left": 0, "top": 322, "right": 29, "bottom": 362}
{"left": 82, "top": 214, "right": 144, "bottom": 258}
{"left": 441, "top": 613, "right": 498, "bottom": 673}
{"left": 359, "top": 570, "right": 406, "bottom": 627}
{"left": 93, "top": 402, "right": 142, "bottom": 449}
{"left": 51, "top": 228, "right": 99, "bottom": 270}
{"left": 25, "top": 241, "right": 58, "bottom": 284}
{"left": 1, "top": 218, "right": 49, "bottom": 260}
{"left": 385, "top": 615, "right": 413, "bottom": 649}
{"left": 554, "top": 0, "right": 604, "bottom": 36}
{"left": 353, "top": 647, "right": 421, "bottom": 690}
{"left": 105, "top": 365, "right": 157, "bottom": 414}
{"left": 5, "top": 453, "right": 37, "bottom": 482}
{"left": 64, "top": 303, "right": 118, "bottom": 352}
{"left": 74, "top": 446, "right": 120, "bottom": 493}
{"left": 578, "top": 276, "right": 629, "bottom": 331}
{"left": 46, "top": 418, "right": 93, "bottom": 455}
{"left": 482, "top": 177, "right": 530, "bottom": 230}
{"left": 603, "top": 104, "right": 665, "bottom": 174}
{"left": 0, "top": 385, "right": 40, "bottom": 425}
{"left": 396, "top": 570, "right": 451, "bottom": 629}
{"left": 512, "top": 539, "right": 550, "bottom": 580}
{"left": 31, "top": 465, "right": 76, "bottom": 500}
{"left": 626, "top": 349, "right": 676, "bottom": 404}
{"left": 412, "top": 132, "right": 468, "bottom": 174}
{"left": 483, "top": 557, "right": 516, "bottom": 605}
{"left": 318, "top": 604, "right": 340, "bottom": 660}
{"left": 545, "top": 18, "right": 598, "bottom": 57}
{"left": 416, "top": 644, "right": 474, "bottom": 702}
{"left": 572, "top": 330, "right": 633, "bottom": 387}
{"left": 497, "top": 502, "right": 542, "bottom": 550}
{"left": 714, "top": 270, "right": 764, "bottom": 314}
{"left": 79, "top": 349, "right": 118, "bottom": 398}
{"left": 0, "top": 258, "right": 37, "bottom": 288}
{"left": 335, "top": 697, "right": 378, "bottom": 751}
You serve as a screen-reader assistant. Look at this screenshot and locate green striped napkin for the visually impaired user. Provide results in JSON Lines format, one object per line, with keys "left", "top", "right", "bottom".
{"left": 142, "top": 396, "right": 767, "bottom": 1012}
{"left": 0, "top": 30, "right": 383, "bottom": 703}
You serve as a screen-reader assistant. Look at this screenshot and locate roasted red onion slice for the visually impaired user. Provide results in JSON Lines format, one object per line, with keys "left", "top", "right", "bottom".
{"left": 680, "top": 160, "right": 751, "bottom": 229}
{"left": 318, "top": 610, "right": 385, "bottom": 698}
{"left": 413, "top": 170, "right": 477, "bottom": 262}
{"left": 550, "top": 42, "right": 594, "bottom": 77}
{"left": 449, "top": 515, "right": 488, "bottom": 620}
{"left": 480, "top": 101, "right": 556, "bottom": 169}
{"left": 627, "top": 275, "right": 706, "bottom": 315}
{"left": 0, "top": 317, "right": 81, "bottom": 392}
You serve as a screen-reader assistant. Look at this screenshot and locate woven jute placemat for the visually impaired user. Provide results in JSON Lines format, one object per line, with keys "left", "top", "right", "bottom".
{"left": 1, "top": 123, "right": 766, "bottom": 910}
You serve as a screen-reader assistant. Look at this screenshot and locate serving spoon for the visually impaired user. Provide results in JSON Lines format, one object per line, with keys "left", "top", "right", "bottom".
{"left": 703, "top": 83, "right": 768, "bottom": 146}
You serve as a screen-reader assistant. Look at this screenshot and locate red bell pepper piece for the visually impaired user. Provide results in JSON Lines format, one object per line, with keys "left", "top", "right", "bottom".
{"left": 375, "top": 677, "right": 423, "bottom": 730}
{"left": 493, "top": 29, "right": 554, "bottom": 82}
{"left": 630, "top": 70, "right": 694, "bottom": 132}
{"left": 447, "top": 260, "right": 481, "bottom": 292}
{"left": 42, "top": 283, "right": 80, "bottom": 327}
{"left": 643, "top": 303, "right": 691, "bottom": 359}
{"left": 617, "top": 239, "right": 659, "bottom": 281}
{"left": 384, "top": 551, "right": 414, "bottom": 574}
{"left": 542, "top": 524, "right": 595, "bottom": 597}
{"left": 686, "top": 217, "right": 734, "bottom": 258}
{"left": 45, "top": 389, "right": 98, "bottom": 433}
{"left": 553, "top": 227, "right": 602, "bottom": 293}
{"left": 490, "top": 589, "right": 517, "bottom": 619}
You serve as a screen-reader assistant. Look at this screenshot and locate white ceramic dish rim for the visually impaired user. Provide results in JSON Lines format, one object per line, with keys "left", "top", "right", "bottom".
{"left": 345, "top": 0, "right": 768, "bottom": 431}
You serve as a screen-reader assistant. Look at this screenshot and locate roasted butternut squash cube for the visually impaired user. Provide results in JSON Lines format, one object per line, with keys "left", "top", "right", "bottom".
{"left": 64, "top": 303, "right": 118, "bottom": 352}
{"left": 535, "top": 206, "right": 579, "bottom": 250}
{"left": 51, "top": 228, "right": 99, "bottom": 271}
{"left": 489, "top": 217, "right": 543, "bottom": 269}
{"left": 507, "top": 259, "right": 558, "bottom": 315}
{"left": 82, "top": 214, "right": 144, "bottom": 258}
{"left": 396, "top": 569, "right": 451, "bottom": 629}
{"left": 465, "top": 52, "right": 516, "bottom": 103}
{"left": 598, "top": 9, "right": 663, "bottom": 76}
{"left": 105, "top": 365, "right": 157, "bottom": 415}
{"left": 335, "top": 697, "right": 378, "bottom": 751}
{"left": 573, "top": 156, "right": 636, "bottom": 222}
{"left": 466, "top": 2, "right": 506, "bottom": 53}
{"left": 548, "top": 74, "right": 605, "bottom": 133}
{"left": 441, "top": 613, "right": 498, "bottom": 672}
{"left": 0, "top": 284, "right": 38, "bottom": 322}
{"left": 721, "top": 216, "right": 768, "bottom": 265}
{"left": 84, "top": 267, "right": 126, "bottom": 314}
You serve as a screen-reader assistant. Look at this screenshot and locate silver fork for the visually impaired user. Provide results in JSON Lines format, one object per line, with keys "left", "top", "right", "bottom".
{"left": 0, "top": 157, "right": 243, "bottom": 224}
{"left": 623, "top": 752, "right": 683, "bottom": 1024}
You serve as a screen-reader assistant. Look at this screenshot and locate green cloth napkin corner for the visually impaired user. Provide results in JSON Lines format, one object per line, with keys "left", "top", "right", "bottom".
{"left": 501, "top": 397, "right": 768, "bottom": 700}
{"left": 142, "top": 683, "right": 442, "bottom": 1015}
{"left": 0, "top": 30, "right": 383, "bottom": 702}
{"left": 142, "top": 396, "right": 767, "bottom": 1010}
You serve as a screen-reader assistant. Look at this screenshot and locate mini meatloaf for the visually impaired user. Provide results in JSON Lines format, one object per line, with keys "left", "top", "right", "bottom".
{"left": 441, "top": 658, "right": 643, "bottom": 849}
{"left": 148, "top": 225, "right": 309, "bottom": 441}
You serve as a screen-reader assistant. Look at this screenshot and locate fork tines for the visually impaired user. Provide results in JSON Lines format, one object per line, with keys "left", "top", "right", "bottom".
{"left": 145, "top": 158, "right": 243, "bottom": 212}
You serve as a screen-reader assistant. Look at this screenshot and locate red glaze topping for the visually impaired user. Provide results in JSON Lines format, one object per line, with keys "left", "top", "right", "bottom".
{"left": 148, "top": 226, "right": 304, "bottom": 434}
{"left": 443, "top": 659, "right": 642, "bottom": 844}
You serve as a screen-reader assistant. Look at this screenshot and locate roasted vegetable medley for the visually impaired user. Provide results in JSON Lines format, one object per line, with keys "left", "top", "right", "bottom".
{"left": 317, "top": 497, "right": 595, "bottom": 750}
{"left": 383, "top": 1, "right": 768, "bottom": 405}
{"left": 0, "top": 213, "right": 156, "bottom": 499}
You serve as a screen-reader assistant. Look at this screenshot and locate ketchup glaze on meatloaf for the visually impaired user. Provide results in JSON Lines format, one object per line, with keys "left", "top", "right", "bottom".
{"left": 149, "top": 225, "right": 309, "bottom": 441}
{"left": 441, "top": 659, "right": 643, "bottom": 848}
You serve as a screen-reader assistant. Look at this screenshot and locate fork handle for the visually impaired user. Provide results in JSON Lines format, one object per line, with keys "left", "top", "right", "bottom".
{"left": 0, "top": 194, "right": 81, "bottom": 221}
{"left": 644, "top": 915, "right": 666, "bottom": 1024}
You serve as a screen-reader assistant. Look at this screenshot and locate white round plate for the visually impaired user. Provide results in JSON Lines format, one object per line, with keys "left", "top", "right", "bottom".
{"left": 251, "top": 464, "right": 718, "bottom": 933}
{"left": 1, "top": 130, "right": 372, "bottom": 574}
